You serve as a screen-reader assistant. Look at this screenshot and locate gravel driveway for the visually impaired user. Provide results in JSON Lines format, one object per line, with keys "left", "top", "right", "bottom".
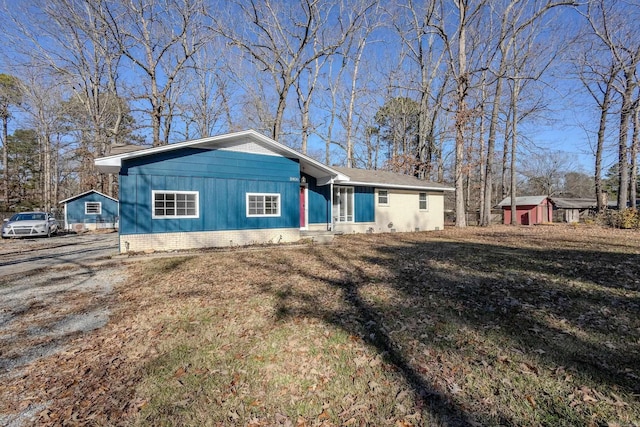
{"left": 0, "top": 232, "right": 126, "bottom": 426}
{"left": 0, "top": 232, "right": 120, "bottom": 276}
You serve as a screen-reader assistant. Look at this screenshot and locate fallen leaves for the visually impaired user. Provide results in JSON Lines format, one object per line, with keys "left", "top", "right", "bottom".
{"left": 568, "top": 386, "right": 630, "bottom": 409}
{"left": 2, "top": 225, "right": 640, "bottom": 426}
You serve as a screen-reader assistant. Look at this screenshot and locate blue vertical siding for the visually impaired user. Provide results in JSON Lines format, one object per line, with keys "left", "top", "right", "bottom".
{"left": 304, "top": 173, "right": 331, "bottom": 225}
{"left": 306, "top": 181, "right": 374, "bottom": 226}
{"left": 119, "top": 148, "right": 301, "bottom": 235}
{"left": 65, "top": 192, "right": 119, "bottom": 226}
{"left": 354, "top": 186, "right": 375, "bottom": 223}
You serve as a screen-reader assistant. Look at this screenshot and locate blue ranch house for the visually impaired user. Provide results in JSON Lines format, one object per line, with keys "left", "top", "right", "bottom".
{"left": 59, "top": 190, "right": 119, "bottom": 232}
{"left": 95, "top": 130, "right": 452, "bottom": 253}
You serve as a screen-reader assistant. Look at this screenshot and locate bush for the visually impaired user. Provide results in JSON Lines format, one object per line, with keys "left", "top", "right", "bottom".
{"left": 601, "top": 208, "right": 640, "bottom": 229}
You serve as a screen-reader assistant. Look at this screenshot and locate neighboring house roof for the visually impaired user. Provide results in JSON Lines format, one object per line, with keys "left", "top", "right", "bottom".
{"left": 95, "top": 129, "right": 349, "bottom": 183}
{"left": 109, "top": 144, "right": 150, "bottom": 155}
{"left": 550, "top": 198, "right": 597, "bottom": 209}
{"left": 332, "top": 167, "right": 454, "bottom": 192}
{"left": 498, "top": 195, "right": 551, "bottom": 207}
{"left": 59, "top": 190, "right": 119, "bottom": 204}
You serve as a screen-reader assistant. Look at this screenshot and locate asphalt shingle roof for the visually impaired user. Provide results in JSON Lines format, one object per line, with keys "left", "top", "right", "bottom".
{"left": 550, "top": 198, "right": 598, "bottom": 209}
{"left": 332, "top": 167, "right": 454, "bottom": 191}
{"left": 498, "top": 195, "right": 550, "bottom": 207}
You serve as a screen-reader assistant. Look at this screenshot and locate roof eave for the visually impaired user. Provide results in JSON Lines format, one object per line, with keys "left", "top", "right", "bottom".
{"left": 94, "top": 129, "right": 343, "bottom": 180}
{"left": 336, "top": 180, "right": 454, "bottom": 192}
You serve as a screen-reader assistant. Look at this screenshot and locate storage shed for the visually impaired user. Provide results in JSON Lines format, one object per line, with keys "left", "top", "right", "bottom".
{"left": 59, "top": 190, "right": 119, "bottom": 232}
{"left": 550, "top": 198, "right": 597, "bottom": 223}
{"left": 498, "top": 196, "right": 554, "bottom": 225}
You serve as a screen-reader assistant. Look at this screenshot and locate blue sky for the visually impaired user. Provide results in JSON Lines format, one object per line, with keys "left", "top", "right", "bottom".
{"left": 0, "top": 0, "right": 628, "bottom": 180}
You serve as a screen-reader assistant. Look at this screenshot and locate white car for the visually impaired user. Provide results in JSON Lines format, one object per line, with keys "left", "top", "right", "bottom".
{"left": 2, "top": 212, "right": 59, "bottom": 238}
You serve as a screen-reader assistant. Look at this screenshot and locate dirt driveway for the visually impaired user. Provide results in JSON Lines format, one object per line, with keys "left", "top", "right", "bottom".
{"left": 0, "top": 232, "right": 126, "bottom": 426}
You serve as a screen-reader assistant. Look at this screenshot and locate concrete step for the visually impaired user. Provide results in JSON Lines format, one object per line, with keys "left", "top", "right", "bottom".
{"left": 300, "top": 231, "right": 335, "bottom": 244}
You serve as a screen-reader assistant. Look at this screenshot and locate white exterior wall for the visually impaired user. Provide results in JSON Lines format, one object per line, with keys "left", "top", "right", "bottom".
{"left": 373, "top": 189, "right": 444, "bottom": 233}
{"left": 333, "top": 222, "right": 376, "bottom": 234}
{"left": 331, "top": 189, "right": 445, "bottom": 235}
{"left": 119, "top": 228, "right": 300, "bottom": 253}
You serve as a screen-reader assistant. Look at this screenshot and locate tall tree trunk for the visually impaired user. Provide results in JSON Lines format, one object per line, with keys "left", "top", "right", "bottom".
{"left": 346, "top": 35, "right": 367, "bottom": 168}
{"left": 437, "top": 132, "right": 444, "bottom": 182}
{"left": 273, "top": 90, "right": 288, "bottom": 141}
{"left": 617, "top": 69, "right": 634, "bottom": 210}
{"left": 481, "top": 71, "right": 505, "bottom": 226}
{"left": 298, "top": 56, "right": 323, "bottom": 155}
{"left": 509, "top": 81, "right": 520, "bottom": 225}
{"left": 501, "top": 107, "right": 511, "bottom": 199}
{"left": 453, "top": 0, "right": 468, "bottom": 228}
{"left": 478, "top": 72, "right": 487, "bottom": 221}
{"left": 595, "top": 69, "right": 614, "bottom": 213}
{"left": 630, "top": 101, "right": 639, "bottom": 209}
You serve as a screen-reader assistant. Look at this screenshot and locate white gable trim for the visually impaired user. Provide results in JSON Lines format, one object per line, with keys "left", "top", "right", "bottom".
{"left": 95, "top": 129, "right": 347, "bottom": 183}
{"left": 59, "top": 189, "right": 119, "bottom": 204}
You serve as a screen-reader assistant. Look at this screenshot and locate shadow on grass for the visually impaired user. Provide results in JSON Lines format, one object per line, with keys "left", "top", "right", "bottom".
{"left": 255, "top": 234, "right": 640, "bottom": 425}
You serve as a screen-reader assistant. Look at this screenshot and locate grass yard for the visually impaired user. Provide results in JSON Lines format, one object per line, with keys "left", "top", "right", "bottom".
{"left": 2, "top": 225, "right": 640, "bottom": 426}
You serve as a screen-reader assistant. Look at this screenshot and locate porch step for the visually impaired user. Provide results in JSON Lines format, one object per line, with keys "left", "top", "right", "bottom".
{"left": 300, "top": 230, "right": 336, "bottom": 244}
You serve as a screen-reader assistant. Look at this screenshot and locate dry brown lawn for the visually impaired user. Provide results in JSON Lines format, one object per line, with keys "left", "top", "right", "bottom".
{"left": 1, "top": 224, "right": 639, "bottom": 426}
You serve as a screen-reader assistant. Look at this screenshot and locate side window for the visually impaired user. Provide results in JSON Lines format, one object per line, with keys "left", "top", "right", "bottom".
{"left": 419, "top": 193, "right": 428, "bottom": 211}
{"left": 247, "top": 193, "right": 281, "bottom": 217}
{"left": 378, "top": 190, "right": 389, "bottom": 205}
{"left": 152, "top": 191, "right": 199, "bottom": 218}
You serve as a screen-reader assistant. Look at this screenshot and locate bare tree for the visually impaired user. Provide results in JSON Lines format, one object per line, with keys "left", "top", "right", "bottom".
{"left": 213, "top": 0, "right": 373, "bottom": 143}
{"left": 631, "top": 100, "right": 639, "bottom": 209}
{"left": 506, "top": 14, "right": 563, "bottom": 226}
{"left": 316, "top": 7, "right": 385, "bottom": 168}
{"left": 478, "top": 0, "right": 576, "bottom": 226}
{"left": 295, "top": 54, "right": 325, "bottom": 154}
{"left": 17, "top": 71, "right": 69, "bottom": 211}
{"left": 582, "top": 0, "right": 640, "bottom": 210}
{"left": 98, "top": 0, "right": 208, "bottom": 146}
{"left": 577, "top": 55, "right": 618, "bottom": 212}
{"left": 436, "top": 0, "right": 487, "bottom": 227}
{"left": 177, "top": 43, "right": 234, "bottom": 139}
{"left": 394, "top": 0, "right": 449, "bottom": 179}
{"left": 343, "top": 8, "right": 380, "bottom": 167}
{"left": 520, "top": 150, "right": 573, "bottom": 196}
{"left": 316, "top": 57, "right": 345, "bottom": 164}
{"left": 1, "top": 0, "right": 122, "bottom": 195}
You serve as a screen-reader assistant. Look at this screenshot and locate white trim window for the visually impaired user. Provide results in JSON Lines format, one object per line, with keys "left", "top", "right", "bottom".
{"left": 85, "top": 201, "right": 102, "bottom": 215}
{"left": 419, "top": 192, "right": 428, "bottom": 211}
{"left": 378, "top": 189, "right": 389, "bottom": 206}
{"left": 152, "top": 190, "right": 199, "bottom": 218}
{"left": 333, "top": 186, "right": 354, "bottom": 222}
{"left": 247, "top": 193, "right": 281, "bottom": 217}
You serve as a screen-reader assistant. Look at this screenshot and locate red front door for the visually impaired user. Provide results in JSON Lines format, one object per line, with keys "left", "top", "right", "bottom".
{"left": 300, "top": 186, "right": 306, "bottom": 228}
